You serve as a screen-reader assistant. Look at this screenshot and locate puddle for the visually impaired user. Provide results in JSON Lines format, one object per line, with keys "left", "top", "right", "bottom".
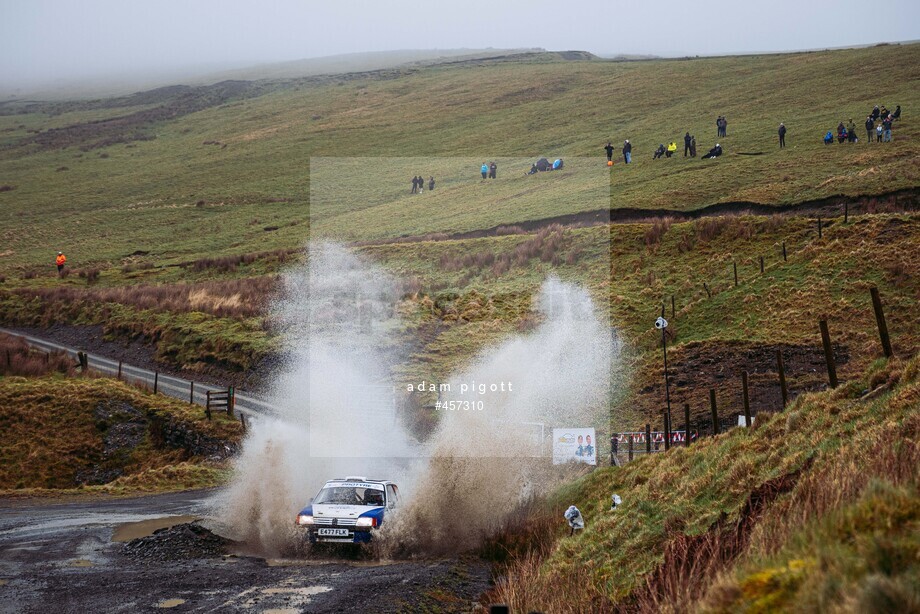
{"left": 112, "top": 515, "right": 199, "bottom": 542}
{"left": 235, "top": 585, "right": 333, "bottom": 609}
{"left": 156, "top": 598, "right": 186, "bottom": 608}
{"left": 266, "top": 558, "right": 394, "bottom": 567}
{"left": 262, "top": 586, "right": 333, "bottom": 597}
{"left": 69, "top": 559, "right": 93, "bottom": 567}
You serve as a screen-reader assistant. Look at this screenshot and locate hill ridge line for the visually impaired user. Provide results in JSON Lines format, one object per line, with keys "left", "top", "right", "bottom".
{"left": 351, "top": 187, "right": 920, "bottom": 245}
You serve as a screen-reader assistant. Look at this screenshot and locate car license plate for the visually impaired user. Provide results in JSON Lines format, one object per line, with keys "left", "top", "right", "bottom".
{"left": 318, "top": 528, "right": 350, "bottom": 537}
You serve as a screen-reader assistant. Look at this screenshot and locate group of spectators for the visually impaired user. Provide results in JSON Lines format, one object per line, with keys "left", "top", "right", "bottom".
{"left": 410, "top": 175, "right": 435, "bottom": 193}
{"left": 824, "top": 104, "right": 900, "bottom": 145}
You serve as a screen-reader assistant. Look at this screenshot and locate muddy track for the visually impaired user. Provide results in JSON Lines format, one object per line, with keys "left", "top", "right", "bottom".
{"left": 0, "top": 491, "right": 491, "bottom": 613}
{"left": 355, "top": 187, "right": 920, "bottom": 246}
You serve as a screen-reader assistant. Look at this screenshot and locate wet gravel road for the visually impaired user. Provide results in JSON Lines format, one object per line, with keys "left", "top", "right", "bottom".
{"left": 0, "top": 491, "right": 491, "bottom": 613}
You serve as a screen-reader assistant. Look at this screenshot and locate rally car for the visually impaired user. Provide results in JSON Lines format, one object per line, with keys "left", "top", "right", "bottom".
{"left": 295, "top": 477, "right": 400, "bottom": 543}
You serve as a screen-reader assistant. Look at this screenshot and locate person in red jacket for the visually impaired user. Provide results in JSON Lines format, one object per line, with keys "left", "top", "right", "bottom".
{"left": 55, "top": 251, "right": 67, "bottom": 277}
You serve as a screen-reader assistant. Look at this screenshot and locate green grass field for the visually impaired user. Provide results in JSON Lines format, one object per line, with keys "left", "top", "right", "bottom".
{"left": 0, "top": 44, "right": 916, "bottom": 608}
{"left": 1, "top": 44, "right": 918, "bottom": 270}
{"left": 0, "top": 44, "right": 917, "bottom": 425}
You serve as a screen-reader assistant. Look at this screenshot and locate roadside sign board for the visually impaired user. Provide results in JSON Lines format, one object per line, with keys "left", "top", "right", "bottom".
{"left": 552, "top": 428, "right": 597, "bottom": 465}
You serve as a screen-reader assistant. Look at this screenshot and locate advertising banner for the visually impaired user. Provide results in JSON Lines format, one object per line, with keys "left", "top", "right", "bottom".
{"left": 552, "top": 428, "right": 597, "bottom": 465}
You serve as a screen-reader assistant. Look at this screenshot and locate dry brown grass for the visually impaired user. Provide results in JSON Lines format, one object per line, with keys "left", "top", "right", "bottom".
{"left": 438, "top": 225, "right": 573, "bottom": 276}
{"left": 11, "top": 276, "right": 279, "bottom": 318}
{"left": 0, "top": 375, "right": 241, "bottom": 491}
{"left": 186, "top": 248, "right": 297, "bottom": 273}
{"left": 644, "top": 217, "right": 673, "bottom": 247}
{"left": 0, "top": 333, "right": 74, "bottom": 377}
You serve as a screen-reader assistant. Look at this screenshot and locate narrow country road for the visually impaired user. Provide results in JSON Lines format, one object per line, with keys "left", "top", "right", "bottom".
{"left": 0, "top": 327, "right": 279, "bottom": 419}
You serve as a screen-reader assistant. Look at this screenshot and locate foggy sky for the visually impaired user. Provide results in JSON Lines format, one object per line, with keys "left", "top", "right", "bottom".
{"left": 2, "top": 0, "right": 919, "bottom": 90}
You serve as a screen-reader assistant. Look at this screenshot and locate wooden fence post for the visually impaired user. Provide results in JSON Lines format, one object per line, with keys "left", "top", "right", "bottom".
{"left": 819, "top": 320, "right": 838, "bottom": 388}
{"left": 684, "top": 403, "right": 691, "bottom": 447}
{"left": 782, "top": 241, "right": 787, "bottom": 262}
{"left": 844, "top": 202, "right": 849, "bottom": 223}
{"left": 704, "top": 282, "right": 711, "bottom": 298}
{"left": 190, "top": 381, "right": 195, "bottom": 404}
{"left": 205, "top": 390, "right": 212, "bottom": 420}
{"left": 742, "top": 371, "right": 752, "bottom": 427}
{"left": 818, "top": 217, "right": 822, "bottom": 238}
{"left": 117, "top": 361, "right": 122, "bottom": 380}
{"left": 776, "top": 349, "right": 788, "bottom": 408}
{"left": 709, "top": 388, "right": 719, "bottom": 435}
{"left": 870, "top": 287, "right": 893, "bottom": 358}
{"left": 153, "top": 371, "right": 158, "bottom": 394}
{"left": 645, "top": 423, "right": 651, "bottom": 454}
{"left": 759, "top": 256, "right": 764, "bottom": 274}
{"left": 628, "top": 435, "right": 633, "bottom": 462}
{"left": 240, "top": 413, "right": 246, "bottom": 433}
{"left": 733, "top": 261, "right": 738, "bottom": 286}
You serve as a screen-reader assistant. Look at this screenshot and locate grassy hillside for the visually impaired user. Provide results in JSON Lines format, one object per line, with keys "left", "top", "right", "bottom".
{"left": 2, "top": 211, "right": 916, "bottom": 431}
{"left": 487, "top": 354, "right": 920, "bottom": 612}
{"left": 0, "top": 45, "right": 919, "bottom": 269}
{"left": 0, "top": 44, "right": 917, "bottom": 435}
{"left": 0, "top": 374, "right": 241, "bottom": 494}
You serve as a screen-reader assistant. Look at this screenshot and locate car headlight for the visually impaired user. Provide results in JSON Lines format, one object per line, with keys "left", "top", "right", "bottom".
{"left": 296, "top": 514, "right": 314, "bottom": 526}
{"left": 355, "top": 517, "right": 376, "bottom": 528}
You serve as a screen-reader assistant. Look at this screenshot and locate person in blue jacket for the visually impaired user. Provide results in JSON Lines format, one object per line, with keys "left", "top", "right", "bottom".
{"left": 824, "top": 131, "right": 833, "bottom": 145}
{"left": 552, "top": 158, "right": 563, "bottom": 170}
{"left": 481, "top": 162, "right": 488, "bottom": 180}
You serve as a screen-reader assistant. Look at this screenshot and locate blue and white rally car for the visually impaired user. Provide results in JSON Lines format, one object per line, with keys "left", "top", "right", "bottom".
{"left": 296, "top": 477, "right": 400, "bottom": 543}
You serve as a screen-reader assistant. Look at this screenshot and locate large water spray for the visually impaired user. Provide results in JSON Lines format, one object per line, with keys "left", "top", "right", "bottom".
{"left": 213, "top": 242, "right": 615, "bottom": 557}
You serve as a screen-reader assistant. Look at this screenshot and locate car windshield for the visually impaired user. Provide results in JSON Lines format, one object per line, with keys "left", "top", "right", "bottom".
{"left": 313, "top": 486, "right": 385, "bottom": 506}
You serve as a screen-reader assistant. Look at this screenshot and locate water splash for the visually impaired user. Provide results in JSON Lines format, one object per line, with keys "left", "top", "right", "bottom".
{"left": 213, "top": 243, "right": 615, "bottom": 558}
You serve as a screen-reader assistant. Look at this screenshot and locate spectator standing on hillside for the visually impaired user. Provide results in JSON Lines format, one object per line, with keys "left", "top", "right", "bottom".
{"left": 411, "top": 176, "right": 418, "bottom": 194}
{"left": 417, "top": 175, "right": 424, "bottom": 193}
{"left": 489, "top": 161, "right": 497, "bottom": 179}
{"left": 865, "top": 116, "right": 875, "bottom": 142}
{"left": 872, "top": 105, "right": 880, "bottom": 121}
{"left": 55, "top": 251, "right": 66, "bottom": 277}
{"left": 721, "top": 116, "right": 728, "bottom": 137}
{"left": 893, "top": 105, "right": 901, "bottom": 121}
{"left": 847, "top": 119, "right": 857, "bottom": 141}
{"left": 778, "top": 123, "right": 787, "bottom": 148}
{"left": 428, "top": 176, "right": 435, "bottom": 191}
{"left": 876, "top": 123, "right": 883, "bottom": 142}
{"left": 622, "top": 140, "right": 632, "bottom": 164}
{"left": 604, "top": 141, "right": 614, "bottom": 162}
{"left": 690, "top": 136, "right": 697, "bottom": 157}
{"left": 883, "top": 116, "right": 893, "bottom": 142}
{"left": 684, "top": 132, "right": 692, "bottom": 156}
{"left": 481, "top": 162, "right": 488, "bottom": 180}
{"left": 715, "top": 116, "right": 721, "bottom": 137}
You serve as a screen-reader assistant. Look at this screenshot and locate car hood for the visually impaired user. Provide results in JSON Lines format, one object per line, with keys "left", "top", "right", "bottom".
{"left": 312, "top": 504, "right": 382, "bottom": 518}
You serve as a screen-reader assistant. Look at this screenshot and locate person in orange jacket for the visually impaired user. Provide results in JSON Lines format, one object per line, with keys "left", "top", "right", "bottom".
{"left": 55, "top": 251, "right": 67, "bottom": 277}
